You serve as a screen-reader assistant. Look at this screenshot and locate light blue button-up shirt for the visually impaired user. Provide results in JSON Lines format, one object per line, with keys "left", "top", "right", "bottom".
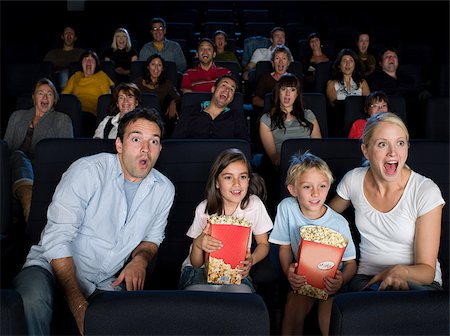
{"left": 24, "top": 152, "right": 175, "bottom": 297}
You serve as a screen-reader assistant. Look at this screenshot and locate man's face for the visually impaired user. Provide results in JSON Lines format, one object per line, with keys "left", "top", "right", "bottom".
{"left": 115, "top": 118, "right": 162, "bottom": 182}
{"left": 151, "top": 22, "right": 165, "bottom": 42}
{"left": 62, "top": 27, "right": 76, "bottom": 46}
{"left": 381, "top": 50, "right": 399, "bottom": 74}
{"left": 211, "top": 77, "right": 236, "bottom": 109}
{"left": 197, "top": 41, "right": 215, "bottom": 66}
{"left": 271, "top": 30, "right": 286, "bottom": 47}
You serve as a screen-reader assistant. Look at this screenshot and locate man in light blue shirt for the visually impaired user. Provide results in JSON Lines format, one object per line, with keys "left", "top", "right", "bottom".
{"left": 138, "top": 17, "right": 187, "bottom": 73}
{"left": 13, "top": 107, "right": 175, "bottom": 335}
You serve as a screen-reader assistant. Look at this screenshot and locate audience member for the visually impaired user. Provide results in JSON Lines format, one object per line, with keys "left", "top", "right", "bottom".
{"left": 134, "top": 54, "right": 181, "bottom": 137}
{"left": 13, "top": 107, "right": 175, "bottom": 335}
{"left": 43, "top": 25, "right": 85, "bottom": 90}
{"left": 302, "top": 33, "right": 330, "bottom": 92}
{"left": 348, "top": 91, "right": 389, "bottom": 139}
{"left": 355, "top": 32, "right": 376, "bottom": 76}
{"left": 253, "top": 46, "right": 294, "bottom": 108}
{"left": 269, "top": 151, "right": 356, "bottom": 336}
{"left": 212, "top": 30, "right": 240, "bottom": 67}
{"left": 326, "top": 48, "right": 370, "bottom": 137}
{"left": 259, "top": 73, "right": 321, "bottom": 168}
{"left": 179, "top": 148, "right": 273, "bottom": 293}
{"left": 94, "top": 82, "right": 142, "bottom": 139}
{"left": 243, "top": 27, "right": 292, "bottom": 81}
{"left": 330, "top": 112, "right": 445, "bottom": 292}
{"left": 138, "top": 17, "right": 187, "bottom": 73}
{"left": 104, "top": 27, "right": 138, "bottom": 84}
{"left": 180, "top": 38, "right": 231, "bottom": 94}
{"left": 62, "top": 49, "right": 114, "bottom": 137}
{"left": 3, "top": 78, "right": 73, "bottom": 223}
{"left": 172, "top": 74, "right": 249, "bottom": 142}
{"left": 366, "top": 47, "right": 422, "bottom": 137}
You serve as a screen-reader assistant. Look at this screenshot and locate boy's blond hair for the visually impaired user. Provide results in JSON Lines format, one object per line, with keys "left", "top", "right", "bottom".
{"left": 286, "top": 151, "right": 334, "bottom": 186}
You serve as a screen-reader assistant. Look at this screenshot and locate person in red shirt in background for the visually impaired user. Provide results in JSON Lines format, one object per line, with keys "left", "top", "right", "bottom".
{"left": 181, "top": 38, "right": 231, "bottom": 94}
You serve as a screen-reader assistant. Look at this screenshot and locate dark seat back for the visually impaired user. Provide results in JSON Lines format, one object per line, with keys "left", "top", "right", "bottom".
{"left": 330, "top": 291, "right": 449, "bottom": 336}
{"left": 425, "top": 97, "right": 449, "bottom": 139}
{"left": 85, "top": 290, "right": 270, "bottom": 335}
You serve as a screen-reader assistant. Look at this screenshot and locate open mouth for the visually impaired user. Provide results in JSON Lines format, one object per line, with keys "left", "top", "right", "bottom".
{"left": 384, "top": 161, "right": 398, "bottom": 175}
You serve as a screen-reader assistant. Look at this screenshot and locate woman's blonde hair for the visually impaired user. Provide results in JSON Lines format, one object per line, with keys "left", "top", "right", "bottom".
{"left": 362, "top": 112, "right": 409, "bottom": 147}
{"left": 286, "top": 151, "right": 334, "bottom": 187}
{"left": 111, "top": 28, "right": 133, "bottom": 52}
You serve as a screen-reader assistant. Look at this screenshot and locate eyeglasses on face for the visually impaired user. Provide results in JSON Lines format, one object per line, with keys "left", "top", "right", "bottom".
{"left": 152, "top": 26, "right": 164, "bottom": 31}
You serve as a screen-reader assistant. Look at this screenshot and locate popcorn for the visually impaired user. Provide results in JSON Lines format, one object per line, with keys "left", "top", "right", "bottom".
{"left": 295, "top": 225, "right": 348, "bottom": 300}
{"left": 206, "top": 215, "right": 252, "bottom": 285}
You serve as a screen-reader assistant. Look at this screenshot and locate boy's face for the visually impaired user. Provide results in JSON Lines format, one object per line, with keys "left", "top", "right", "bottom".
{"left": 287, "top": 167, "right": 330, "bottom": 219}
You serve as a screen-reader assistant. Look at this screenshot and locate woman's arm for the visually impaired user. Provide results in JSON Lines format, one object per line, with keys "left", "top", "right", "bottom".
{"left": 326, "top": 80, "right": 337, "bottom": 106}
{"left": 361, "top": 79, "right": 371, "bottom": 96}
{"left": 329, "top": 195, "right": 351, "bottom": 213}
{"left": 311, "top": 118, "right": 322, "bottom": 138}
{"left": 259, "top": 121, "right": 279, "bottom": 166}
{"left": 366, "top": 205, "right": 443, "bottom": 290}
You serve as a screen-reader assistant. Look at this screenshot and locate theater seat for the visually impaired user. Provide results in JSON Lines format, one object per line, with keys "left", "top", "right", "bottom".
{"left": 330, "top": 290, "right": 449, "bottom": 335}
{"left": 84, "top": 290, "right": 270, "bottom": 335}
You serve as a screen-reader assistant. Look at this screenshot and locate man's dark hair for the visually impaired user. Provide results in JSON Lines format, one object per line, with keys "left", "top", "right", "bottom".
{"left": 150, "top": 17, "right": 166, "bottom": 29}
{"left": 198, "top": 37, "right": 216, "bottom": 52}
{"left": 214, "top": 73, "right": 237, "bottom": 87}
{"left": 117, "top": 107, "right": 165, "bottom": 141}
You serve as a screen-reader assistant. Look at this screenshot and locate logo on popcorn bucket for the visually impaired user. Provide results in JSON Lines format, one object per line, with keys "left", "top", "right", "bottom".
{"left": 317, "top": 261, "right": 335, "bottom": 270}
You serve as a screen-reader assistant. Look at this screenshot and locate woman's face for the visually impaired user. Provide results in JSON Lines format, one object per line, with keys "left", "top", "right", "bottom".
{"left": 362, "top": 121, "right": 409, "bottom": 181}
{"left": 367, "top": 99, "right": 389, "bottom": 117}
{"left": 339, "top": 55, "right": 356, "bottom": 76}
{"left": 309, "top": 37, "right": 321, "bottom": 50}
{"left": 33, "top": 84, "right": 55, "bottom": 114}
{"left": 116, "top": 33, "right": 127, "bottom": 50}
{"left": 82, "top": 55, "right": 96, "bottom": 77}
{"left": 272, "top": 51, "right": 290, "bottom": 75}
{"left": 117, "top": 89, "right": 138, "bottom": 117}
{"left": 148, "top": 57, "right": 163, "bottom": 80}
{"left": 279, "top": 86, "right": 298, "bottom": 111}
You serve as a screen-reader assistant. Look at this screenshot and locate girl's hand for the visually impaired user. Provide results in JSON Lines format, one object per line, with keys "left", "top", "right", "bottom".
{"left": 324, "top": 270, "right": 344, "bottom": 295}
{"left": 238, "top": 249, "right": 253, "bottom": 278}
{"left": 288, "top": 263, "right": 307, "bottom": 291}
{"left": 193, "top": 223, "right": 222, "bottom": 253}
{"left": 364, "top": 265, "right": 410, "bottom": 291}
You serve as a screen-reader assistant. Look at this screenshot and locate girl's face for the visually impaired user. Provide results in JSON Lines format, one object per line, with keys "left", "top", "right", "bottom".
{"left": 339, "top": 55, "right": 355, "bottom": 76}
{"left": 117, "top": 89, "right": 139, "bottom": 117}
{"left": 148, "top": 58, "right": 163, "bottom": 80}
{"left": 287, "top": 167, "right": 330, "bottom": 220}
{"left": 279, "top": 86, "right": 298, "bottom": 110}
{"left": 33, "top": 84, "right": 55, "bottom": 114}
{"left": 216, "top": 160, "right": 249, "bottom": 212}
{"left": 361, "top": 122, "right": 409, "bottom": 182}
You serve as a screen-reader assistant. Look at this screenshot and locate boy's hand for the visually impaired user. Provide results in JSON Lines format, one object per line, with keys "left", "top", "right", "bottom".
{"left": 238, "top": 249, "right": 253, "bottom": 278}
{"left": 288, "top": 262, "right": 307, "bottom": 291}
{"left": 324, "top": 270, "right": 344, "bottom": 294}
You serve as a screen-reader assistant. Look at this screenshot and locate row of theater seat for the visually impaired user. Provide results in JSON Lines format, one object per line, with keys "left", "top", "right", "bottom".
{"left": 1, "top": 137, "right": 448, "bottom": 334}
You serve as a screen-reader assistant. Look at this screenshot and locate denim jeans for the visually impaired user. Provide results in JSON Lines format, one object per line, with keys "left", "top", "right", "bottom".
{"left": 179, "top": 266, "right": 255, "bottom": 292}
{"left": 13, "top": 266, "right": 56, "bottom": 335}
{"left": 349, "top": 274, "right": 443, "bottom": 291}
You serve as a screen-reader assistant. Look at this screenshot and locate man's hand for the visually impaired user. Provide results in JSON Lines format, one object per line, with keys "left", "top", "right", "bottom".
{"left": 112, "top": 256, "right": 147, "bottom": 291}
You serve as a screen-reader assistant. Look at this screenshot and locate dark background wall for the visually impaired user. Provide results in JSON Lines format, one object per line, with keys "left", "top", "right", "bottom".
{"left": 1, "top": 0, "right": 448, "bottom": 136}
